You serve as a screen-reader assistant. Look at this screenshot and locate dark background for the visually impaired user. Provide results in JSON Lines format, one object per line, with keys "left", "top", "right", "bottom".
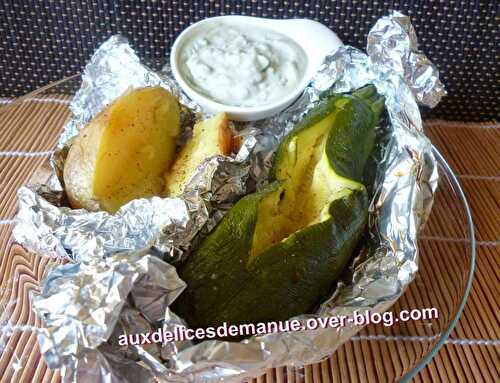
{"left": 0, "top": 0, "right": 498, "bottom": 121}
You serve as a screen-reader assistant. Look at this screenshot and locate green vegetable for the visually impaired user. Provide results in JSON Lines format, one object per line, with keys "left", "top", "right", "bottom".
{"left": 173, "top": 85, "right": 384, "bottom": 332}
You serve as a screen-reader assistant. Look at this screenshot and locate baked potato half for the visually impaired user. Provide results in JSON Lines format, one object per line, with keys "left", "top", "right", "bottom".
{"left": 64, "top": 87, "right": 181, "bottom": 213}
{"left": 164, "top": 112, "right": 234, "bottom": 197}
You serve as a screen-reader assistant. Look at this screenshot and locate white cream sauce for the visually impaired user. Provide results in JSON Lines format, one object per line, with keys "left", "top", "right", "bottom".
{"left": 179, "top": 22, "right": 307, "bottom": 107}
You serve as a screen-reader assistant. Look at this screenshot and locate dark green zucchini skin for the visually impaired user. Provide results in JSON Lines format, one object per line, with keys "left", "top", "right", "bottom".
{"left": 173, "top": 86, "right": 383, "bottom": 333}
{"left": 172, "top": 186, "right": 268, "bottom": 329}
{"left": 173, "top": 187, "right": 367, "bottom": 329}
{"left": 271, "top": 85, "right": 384, "bottom": 183}
{"left": 325, "top": 95, "right": 377, "bottom": 183}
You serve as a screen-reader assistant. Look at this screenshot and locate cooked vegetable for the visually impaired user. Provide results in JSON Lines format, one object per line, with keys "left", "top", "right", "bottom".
{"left": 173, "top": 85, "right": 384, "bottom": 331}
{"left": 165, "top": 112, "right": 234, "bottom": 197}
{"left": 64, "top": 87, "right": 181, "bottom": 213}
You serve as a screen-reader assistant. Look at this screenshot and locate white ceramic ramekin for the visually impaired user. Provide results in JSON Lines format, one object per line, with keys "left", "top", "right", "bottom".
{"left": 170, "top": 16, "right": 343, "bottom": 121}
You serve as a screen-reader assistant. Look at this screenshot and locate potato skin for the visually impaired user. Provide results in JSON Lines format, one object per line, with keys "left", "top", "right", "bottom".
{"left": 63, "top": 87, "right": 180, "bottom": 213}
{"left": 64, "top": 112, "right": 107, "bottom": 211}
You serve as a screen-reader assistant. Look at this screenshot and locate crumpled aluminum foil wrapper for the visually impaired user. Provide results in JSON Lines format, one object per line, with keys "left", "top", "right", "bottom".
{"left": 32, "top": 249, "right": 187, "bottom": 383}
{"left": 19, "top": 11, "right": 444, "bottom": 383}
{"left": 13, "top": 35, "right": 253, "bottom": 263}
{"left": 57, "top": 35, "right": 199, "bottom": 147}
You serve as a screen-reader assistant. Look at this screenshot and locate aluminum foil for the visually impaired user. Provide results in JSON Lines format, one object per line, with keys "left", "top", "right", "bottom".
{"left": 57, "top": 35, "right": 199, "bottom": 147}
{"left": 17, "top": 10, "right": 444, "bottom": 383}
{"left": 32, "top": 249, "right": 186, "bottom": 383}
{"left": 13, "top": 36, "right": 253, "bottom": 263}
{"left": 14, "top": 153, "right": 251, "bottom": 264}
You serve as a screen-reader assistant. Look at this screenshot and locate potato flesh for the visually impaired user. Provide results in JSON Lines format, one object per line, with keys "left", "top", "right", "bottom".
{"left": 250, "top": 111, "right": 345, "bottom": 259}
{"left": 92, "top": 87, "right": 180, "bottom": 213}
{"left": 165, "top": 112, "right": 232, "bottom": 197}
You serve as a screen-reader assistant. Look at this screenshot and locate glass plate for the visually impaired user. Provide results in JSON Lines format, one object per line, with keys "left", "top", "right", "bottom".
{"left": 0, "top": 75, "right": 475, "bottom": 383}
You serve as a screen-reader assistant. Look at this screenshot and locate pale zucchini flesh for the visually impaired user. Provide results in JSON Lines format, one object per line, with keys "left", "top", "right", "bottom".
{"left": 250, "top": 103, "right": 361, "bottom": 260}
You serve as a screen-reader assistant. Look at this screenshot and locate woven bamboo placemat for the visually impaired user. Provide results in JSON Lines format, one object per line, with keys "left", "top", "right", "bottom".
{"left": 0, "top": 98, "right": 498, "bottom": 382}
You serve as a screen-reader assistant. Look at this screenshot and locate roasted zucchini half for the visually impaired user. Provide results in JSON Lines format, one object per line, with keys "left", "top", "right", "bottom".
{"left": 173, "top": 86, "right": 384, "bottom": 331}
